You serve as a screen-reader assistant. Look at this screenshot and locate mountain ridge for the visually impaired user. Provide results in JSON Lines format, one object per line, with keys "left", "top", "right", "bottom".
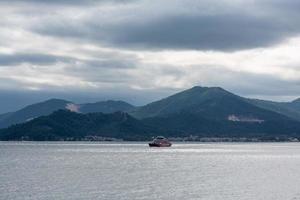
{"left": 0, "top": 110, "right": 158, "bottom": 141}
{"left": 0, "top": 99, "right": 71, "bottom": 128}
{"left": 247, "top": 98, "right": 300, "bottom": 121}
{"left": 2, "top": 86, "right": 300, "bottom": 141}
{"left": 130, "top": 86, "right": 292, "bottom": 121}
{"left": 0, "top": 99, "right": 136, "bottom": 128}
{"left": 79, "top": 100, "right": 135, "bottom": 114}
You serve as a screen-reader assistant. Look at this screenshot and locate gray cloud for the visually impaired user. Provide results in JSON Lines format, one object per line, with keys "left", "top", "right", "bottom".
{"left": 0, "top": 52, "right": 137, "bottom": 69}
{"left": 104, "top": 15, "right": 298, "bottom": 51}
{"left": 83, "top": 57, "right": 137, "bottom": 69}
{"left": 0, "top": 53, "right": 72, "bottom": 66}
{"left": 30, "top": 0, "right": 300, "bottom": 51}
{"left": 0, "top": 0, "right": 133, "bottom": 6}
{"left": 1, "top": 0, "right": 300, "bottom": 112}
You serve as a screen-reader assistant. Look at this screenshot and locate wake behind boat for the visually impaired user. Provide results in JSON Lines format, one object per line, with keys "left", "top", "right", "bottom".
{"left": 149, "top": 136, "right": 172, "bottom": 147}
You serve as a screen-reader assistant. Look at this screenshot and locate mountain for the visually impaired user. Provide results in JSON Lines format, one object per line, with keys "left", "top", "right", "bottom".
{"left": 289, "top": 98, "right": 300, "bottom": 111}
{"left": 131, "top": 86, "right": 226, "bottom": 119}
{"left": 247, "top": 99, "right": 300, "bottom": 121}
{"left": 0, "top": 99, "right": 71, "bottom": 128}
{"left": 132, "top": 86, "right": 300, "bottom": 137}
{"left": 0, "top": 110, "right": 157, "bottom": 141}
{"left": 78, "top": 100, "right": 135, "bottom": 114}
{"left": 142, "top": 112, "right": 300, "bottom": 138}
{"left": 2, "top": 86, "right": 300, "bottom": 141}
{"left": 131, "top": 86, "right": 289, "bottom": 121}
{"left": 0, "top": 99, "right": 136, "bottom": 128}
{"left": 0, "top": 112, "right": 13, "bottom": 121}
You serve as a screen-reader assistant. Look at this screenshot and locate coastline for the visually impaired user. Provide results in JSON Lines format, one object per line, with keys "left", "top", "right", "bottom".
{"left": 1, "top": 136, "right": 299, "bottom": 143}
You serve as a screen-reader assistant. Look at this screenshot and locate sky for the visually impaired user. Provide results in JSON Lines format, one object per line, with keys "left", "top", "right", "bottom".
{"left": 1, "top": 0, "right": 300, "bottom": 112}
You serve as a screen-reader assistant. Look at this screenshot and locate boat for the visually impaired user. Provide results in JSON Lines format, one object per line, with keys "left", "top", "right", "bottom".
{"left": 149, "top": 136, "right": 172, "bottom": 147}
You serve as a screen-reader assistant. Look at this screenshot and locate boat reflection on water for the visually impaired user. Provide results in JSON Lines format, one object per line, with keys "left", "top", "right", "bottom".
{"left": 149, "top": 136, "right": 172, "bottom": 147}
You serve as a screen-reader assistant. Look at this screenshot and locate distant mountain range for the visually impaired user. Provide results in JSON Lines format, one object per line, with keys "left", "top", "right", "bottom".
{"left": 0, "top": 99, "right": 136, "bottom": 128}
{"left": 246, "top": 98, "right": 300, "bottom": 121}
{"left": 0, "top": 99, "right": 71, "bottom": 129}
{"left": 0, "top": 110, "right": 156, "bottom": 141}
{"left": 134, "top": 86, "right": 300, "bottom": 138}
{"left": 78, "top": 100, "right": 135, "bottom": 114}
{"left": 1, "top": 86, "right": 300, "bottom": 141}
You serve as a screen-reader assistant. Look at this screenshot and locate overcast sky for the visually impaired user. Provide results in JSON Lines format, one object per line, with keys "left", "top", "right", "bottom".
{"left": 1, "top": 0, "right": 300, "bottom": 112}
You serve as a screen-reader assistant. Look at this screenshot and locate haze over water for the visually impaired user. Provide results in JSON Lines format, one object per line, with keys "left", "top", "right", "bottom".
{"left": 1, "top": 142, "right": 300, "bottom": 200}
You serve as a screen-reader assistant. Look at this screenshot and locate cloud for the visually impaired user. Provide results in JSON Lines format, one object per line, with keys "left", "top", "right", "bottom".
{"left": 0, "top": 52, "right": 138, "bottom": 69}
{"left": 103, "top": 14, "right": 297, "bottom": 51}
{"left": 28, "top": 0, "right": 300, "bottom": 51}
{"left": 0, "top": 53, "right": 72, "bottom": 66}
{"left": 1, "top": 0, "right": 300, "bottom": 113}
{"left": 0, "top": 0, "right": 133, "bottom": 6}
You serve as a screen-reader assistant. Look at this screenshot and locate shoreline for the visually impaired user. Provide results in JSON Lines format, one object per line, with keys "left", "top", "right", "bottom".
{"left": 1, "top": 139, "right": 299, "bottom": 143}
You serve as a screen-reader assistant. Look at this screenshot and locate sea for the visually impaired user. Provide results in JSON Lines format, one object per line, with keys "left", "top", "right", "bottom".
{"left": 1, "top": 142, "right": 300, "bottom": 200}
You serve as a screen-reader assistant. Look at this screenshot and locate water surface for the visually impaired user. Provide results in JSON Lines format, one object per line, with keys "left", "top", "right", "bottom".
{"left": 1, "top": 142, "right": 300, "bottom": 200}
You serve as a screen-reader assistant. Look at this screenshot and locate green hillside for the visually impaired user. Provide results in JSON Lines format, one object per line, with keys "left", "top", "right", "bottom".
{"left": 0, "top": 110, "right": 157, "bottom": 141}
{"left": 0, "top": 99, "right": 71, "bottom": 128}
{"left": 1, "top": 86, "right": 300, "bottom": 141}
{"left": 79, "top": 100, "right": 135, "bottom": 114}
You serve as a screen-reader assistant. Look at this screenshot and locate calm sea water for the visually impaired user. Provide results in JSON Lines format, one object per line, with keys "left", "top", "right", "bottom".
{"left": 1, "top": 142, "right": 300, "bottom": 200}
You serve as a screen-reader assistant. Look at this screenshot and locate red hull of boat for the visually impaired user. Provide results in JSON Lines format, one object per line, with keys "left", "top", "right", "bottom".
{"left": 149, "top": 143, "right": 172, "bottom": 147}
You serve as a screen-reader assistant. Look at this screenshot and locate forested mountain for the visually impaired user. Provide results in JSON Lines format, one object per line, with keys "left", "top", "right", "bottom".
{"left": 0, "top": 99, "right": 136, "bottom": 128}
{"left": 1, "top": 86, "right": 300, "bottom": 141}
{"left": 0, "top": 99, "right": 71, "bottom": 128}
{"left": 79, "top": 100, "right": 135, "bottom": 114}
{"left": 0, "top": 110, "right": 157, "bottom": 141}
{"left": 131, "top": 86, "right": 292, "bottom": 121}
{"left": 247, "top": 98, "right": 300, "bottom": 121}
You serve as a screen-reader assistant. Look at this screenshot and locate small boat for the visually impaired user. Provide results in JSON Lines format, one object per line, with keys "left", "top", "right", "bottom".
{"left": 149, "top": 136, "right": 172, "bottom": 147}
